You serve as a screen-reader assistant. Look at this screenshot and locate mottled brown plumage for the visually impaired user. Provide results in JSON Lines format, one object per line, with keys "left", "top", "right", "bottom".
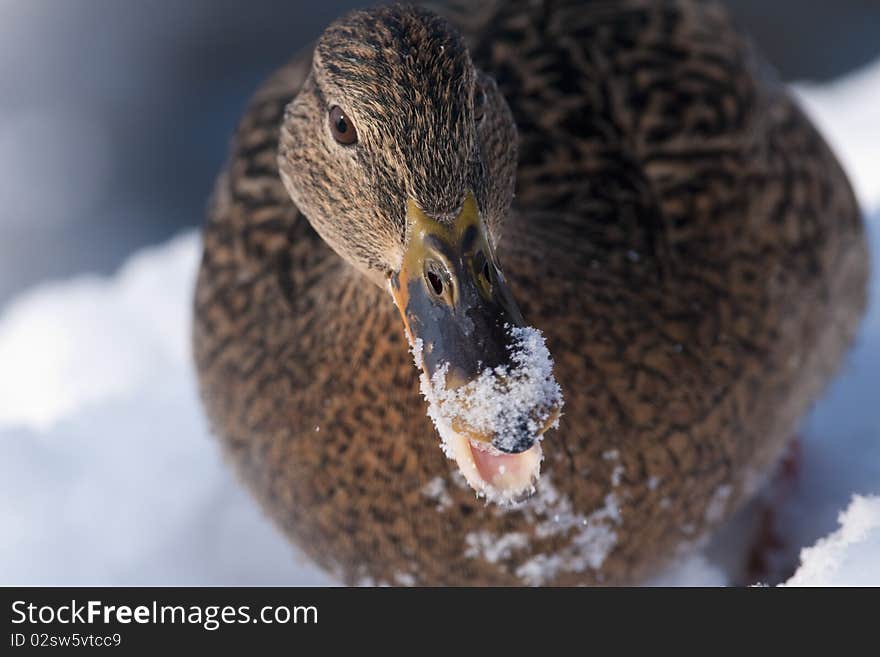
{"left": 193, "top": 0, "right": 868, "bottom": 585}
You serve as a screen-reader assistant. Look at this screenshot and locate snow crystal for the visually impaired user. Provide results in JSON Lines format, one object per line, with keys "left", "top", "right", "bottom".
{"left": 522, "top": 480, "right": 620, "bottom": 579}
{"left": 409, "top": 336, "right": 423, "bottom": 369}
{"left": 420, "top": 476, "right": 453, "bottom": 512}
{"left": 423, "top": 325, "right": 562, "bottom": 454}
{"left": 464, "top": 531, "right": 530, "bottom": 563}
{"left": 704, "top": 485, "right": 733, "bottom": 524}
{"left": 393, "top": 572, "right": 417, "bottom": 587}
{"left": 783, "top": 495, "right": 880, "bottom": 586}
{"left": 409, "top": 323, "right": 562, "bottom": 505}
{"left": 460, "top": 476, "right": 622, "bottom": 584}
{"left": 515, "top": 514, "right": 618, "bottom": 586}
{"left": 449, "top": 470, "right": 470, "bottom": 491}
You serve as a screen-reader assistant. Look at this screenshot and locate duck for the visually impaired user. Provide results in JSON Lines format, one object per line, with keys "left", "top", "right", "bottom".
{"left": 193, "top": 0, "right": 869, "bottom": 585}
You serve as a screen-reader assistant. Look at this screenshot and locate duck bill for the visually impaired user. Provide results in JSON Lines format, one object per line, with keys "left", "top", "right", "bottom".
{"left": 388, "top": 192, "right": 563, "bottom": 504}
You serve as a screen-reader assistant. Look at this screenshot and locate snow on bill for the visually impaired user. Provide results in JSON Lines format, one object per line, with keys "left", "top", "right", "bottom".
{"left": 412, "top": 324, "right": 563, "bottom": 505}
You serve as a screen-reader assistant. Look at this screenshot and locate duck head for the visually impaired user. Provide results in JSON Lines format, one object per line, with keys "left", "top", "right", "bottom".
{"left": 278, "top": 5, "right": 562, "bottom": 504}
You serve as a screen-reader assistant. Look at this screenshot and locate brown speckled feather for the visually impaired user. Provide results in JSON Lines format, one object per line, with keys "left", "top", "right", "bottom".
{"left": 193, "top": 0, "right": 868, "bottom": 585}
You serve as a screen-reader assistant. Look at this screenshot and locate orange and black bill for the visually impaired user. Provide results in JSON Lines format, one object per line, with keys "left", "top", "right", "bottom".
{"left": 389, "top": 192, "right": 557, "bottom": 454}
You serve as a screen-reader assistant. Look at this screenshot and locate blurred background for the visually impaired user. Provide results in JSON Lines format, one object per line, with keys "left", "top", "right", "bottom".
{"left": 1, "top": 0, "right": 880, "bottom": 305}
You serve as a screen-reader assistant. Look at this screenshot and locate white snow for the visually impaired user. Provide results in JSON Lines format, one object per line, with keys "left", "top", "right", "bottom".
{"left": 516, "top": 489, "right": 621, "bottom": 585}
{"left": 0, "top": 235, "right": 196, "bottom": 430}
{"left": 465, "top": 531, "right": 530, "bottom": 563}
{"left": 784, "top": 495, "right": 880, "bottom": 586}
{"left": 420, "top": 476, "right": 453, "bottom": 512}
{"left": 1, "top": 56, "right": 880, "bottom": 586}
{"left": 424, "top": 325, "right": 562, "bottom": 454}
{"left": 413, "top": 324, "right": 562, "bottom": 505}
{"left": 0, "top": 234, "right": 333, "bottom": 585}
{"left": 793, "top": 57, "right": 880, "bottom": 213}
{"left": 459, "top": 475, "right": 622, "bottom": 585}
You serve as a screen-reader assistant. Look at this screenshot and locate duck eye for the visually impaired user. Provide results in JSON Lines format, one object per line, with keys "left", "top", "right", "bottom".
{"left": 474, "top": 86, "right": 487, "bottom": 123}
{"left": 329, "top": 105, "right": 357, "bottom": 145}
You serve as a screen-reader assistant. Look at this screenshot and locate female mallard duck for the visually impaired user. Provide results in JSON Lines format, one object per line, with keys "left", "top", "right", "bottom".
{"left": 194, "top": 0, "right": 868, "bottom": 585}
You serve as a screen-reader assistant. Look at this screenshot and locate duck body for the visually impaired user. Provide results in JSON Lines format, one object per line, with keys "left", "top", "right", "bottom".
{"left": 194, "top": 0, "right": 868, "bottom": 585}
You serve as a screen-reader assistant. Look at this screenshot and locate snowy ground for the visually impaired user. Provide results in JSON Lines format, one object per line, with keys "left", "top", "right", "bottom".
{"left": 1, "top": 59, "right": 879, "bottom": 586}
